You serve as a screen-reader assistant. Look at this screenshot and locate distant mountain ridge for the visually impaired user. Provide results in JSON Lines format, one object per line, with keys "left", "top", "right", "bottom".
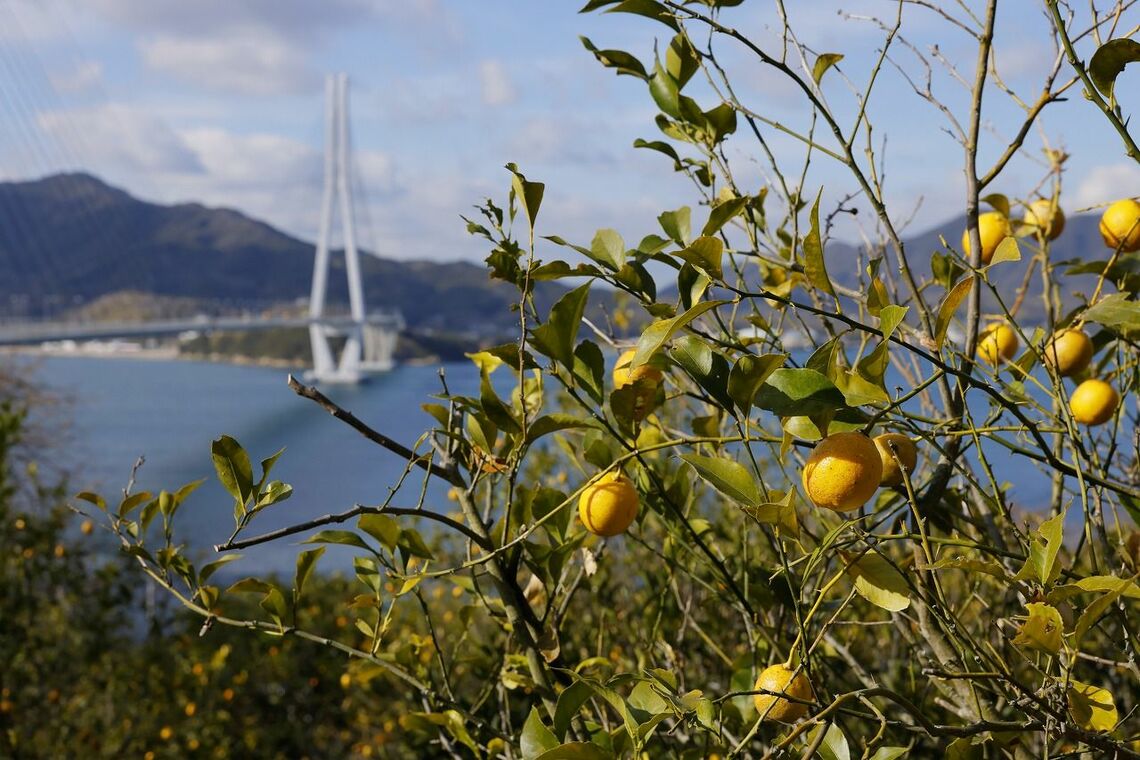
{"left": 0, "top": 173, "right": 1111, "bottom": 332}
{"left": 0, "top": 173, "right": 566, "bottom": 334}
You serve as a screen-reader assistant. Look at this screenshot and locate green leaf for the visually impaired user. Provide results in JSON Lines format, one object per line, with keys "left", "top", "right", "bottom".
{"left": 633, "top": 300, "right": 728, "bottom": 368}
{"left": 199, "top": 554, "right": 242, "bottom": 585}
{"left": 988, "top": 236, "right": 1021, "bottom": 266}
{"left": 727, "top": 353, "right": 788, "bottom": 412}
{"left": 294, "top": 547, "right": 325, "bottom": 604}
{"left": 527, "top": 414, "right": 599, "bottom": 444}
{"left": 256, "top": 448, "right": 285, "bottom": 494}
{"left": 1089, "top": 38, "right": 1140, "bottom": 101}
{"left": 669, "top": 335, "right": 733, "bottom": 409}
{"left": 843, "top": 551, "right": 911, "bottom": 611}
{"left": 935, "top": 276, "right": 974, "bottom": 350}
{"left": 302, "top": 530, "right": 375, "bottom": 553}
{"left": 507, "top": 163, "right": 545, "bottom": 231}
{"left": 682, "top": 453, "right": 761, "bottom": 506}
{"left": 580, "top": 36, "right": 649, "bottom": 80}
{"left": 522, "top": 707, "right": 559, "bottom": 759}
{"left": 76, "top": 491, "right": 106, "bottom": 511}
{"left": 743, "top": 491, "right": 799, "bottom": 536}
{"left": 648, "top": 57, "right": 681, "bottom": 118}
{"left": 809, "top": 722, "right": 850, "bottom": 760}
{"left": 573, "top": 340, "right": 606, "bottom": 404}
{"left": 254, "top": 481, "right": 293, "bottom": 510}
{"left": 590, "top": 228, "right": 626, "bottom": 271}
{"left": 666, "top": 33, "right": 699, "bottom": 88}
{"left": 755, "top": 368, "right": 846, "bottom": 417}
{"left": 812, "top": 53, "right": 844, "bottom": 84}
{"left": 857, "top": 304, "right": 908, "bottom": 387}
{"left": 803, "top": 188, "right": 836, "bottom": 300}
{"left": 1035, "top": 509, "right": 1066, "bottom": 587}
{"left": 212, "top": 435, "right": 253, "bottom": 509}
{"left": 531, "top": 284, "right": 591, "bottom": 368}
{"left": 1074, "top": 576, "right": 1132, "bottom": 645}
{"left": 534, "top": 744, "right": 612, "bottom": 760}
{"left": 604, "top": 0, "right": 680, "bottom": 32}
{"left": 658, "top": 206, "right": 691, "bottom": 246}
{"left": 554, "top": 681, "right": 595, "bottom": 740}
{"left": 702, "top": 196, "right": 747, "bottom": 236}
{"left": 633, "top": 139, "right": 682, "bottom": 169}
{"left": 1067, "top": 680, "right": 1118, "bottom": 732}
{"left": 358, "top": 513, "right": 400, "bottom": 550}
{"left": 118, "top": 491, "right": 152, "bottom": 519}
{"left": 868, "top": 749, "right": 908, "bottom": 760}
{"left": 397, "top": 528, "right": 436, "bottom": 561}
{"left": 676, "top": 236, "right": 724, "bottom": 280}
{"left": 982, "top": 193, "right": 1010, "bottom": 217}
{"left": 1083, "top": 293, "right": 1140, "bottom": 332}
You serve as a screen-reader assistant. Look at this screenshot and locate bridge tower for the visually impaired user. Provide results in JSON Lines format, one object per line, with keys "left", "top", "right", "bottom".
{"left": 307, "top": 73, "right": 398, "bottom": 384}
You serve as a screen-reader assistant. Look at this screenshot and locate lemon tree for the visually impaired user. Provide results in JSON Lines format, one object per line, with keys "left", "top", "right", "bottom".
{"left": 73, "top": 2, "right": 1140, "bottom": 758}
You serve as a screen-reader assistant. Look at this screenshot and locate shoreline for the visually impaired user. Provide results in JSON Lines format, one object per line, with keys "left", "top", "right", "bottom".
{"left": 0, "top": 344, "right": 448, "bottom": 370}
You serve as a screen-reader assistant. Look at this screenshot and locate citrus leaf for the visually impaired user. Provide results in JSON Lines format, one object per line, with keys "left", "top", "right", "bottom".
{"left": 988, "top": 236, "right": 1021, "bottom": 266}
{"left": 554, "top": 681, "right": 595, "bottom": 740}
{"left": 1067, "top": 680, "right": 1118, "bottom": 732}
{"left": 508, "top": 163, "right": 545, "bottom": 231}
{"left": 702, "top": 196, "right": 747, "bottom": 236}
{"left": 677, "top": 235, "right": 724, "bottom": 280}
{"left": 682, "top": 453, "right": 761, "bottom": 506}
{"left": 1074, "top": 575, "right": 1133, "bottom": 645}
{"left": 812, "top": 53, "right": 844, "bottom": 85}
{"left": 1012, "top": 602, "right": 1063, "bottom": 654}
{"left": 982, "top": 193, "right": 1010, "bottom": 217}
{"left": 658, "top": 206, "right": 691, "bottom": 246}
{"left": 531, "top": 284, "right": 591, "bottom": 369}
{"left": 1083, "top": 293, "right": 1140, "bottom": 332}
{"left": 1089, "top": 38, "right": 1140, "bottom": 101}
{"left": 755, "top": 368, "right": 846, "bottom": 416}
{"left": 803, "top": 188, "right": 836, "bottom": 300}
{"left": 534, "top": 743, "right": 612, "bottom": 760}
{"left": 632, "top": 300, "right": 728, "bottom": 369}
{"left": 843, "top": 551, "right": 911, "bottom": 611}
{"left": 302, "top": 530, "right": 375, "bottom": 553}
{"left": 212, "top": 435, "right": 253, "bottom": 509}
{"left": 727, "top": 353, "right": 788, "bottom": 412}
{"left": 935, "top": 276, "right": 973, "bottom": 350}
{"left": 522, "top": 707, "right": 559, "bottom": 759}
{"left": 590, "top": 228, "right": 625, "bottom": 271}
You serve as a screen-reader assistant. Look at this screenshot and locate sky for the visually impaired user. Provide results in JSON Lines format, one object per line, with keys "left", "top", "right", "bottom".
{"left": 1, "top": 0, "right": 1139, "bottom": 265}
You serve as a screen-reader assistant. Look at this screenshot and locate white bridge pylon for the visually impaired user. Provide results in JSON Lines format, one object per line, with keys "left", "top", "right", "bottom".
{"left": 307, "top": 73, "right": 400, "bottom": 384}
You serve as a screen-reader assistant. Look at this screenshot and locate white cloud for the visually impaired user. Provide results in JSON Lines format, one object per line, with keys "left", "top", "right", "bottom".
{"left": 479, "top": 60, "right": 516, "bottom": 107}
{"left": 139, "top": 30, "right": 320, "bottom": 96}
{"left": 1073, "top": 163, "right": 1140, "bottom": 211}
{"left": 49, "top": 60, "right": 104, "bottom": 93}
{"left": 36, "top": 103, "right": 201, "bottom": 174}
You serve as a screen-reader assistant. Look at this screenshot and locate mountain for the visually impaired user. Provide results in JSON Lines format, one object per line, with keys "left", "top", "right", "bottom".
{"left": 0, "top": 173, "right": 1112, "bottom": 334}
{"left": 0, "top": 173, "right": 567, "bottom": 335}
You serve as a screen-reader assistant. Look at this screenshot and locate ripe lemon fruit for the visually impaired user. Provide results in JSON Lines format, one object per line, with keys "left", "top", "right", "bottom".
{"left": 1043, "top": 329, "right": 1093, "bottom": 377}
{"left": 1069, "top": 379, "right": 1119, "bottom": 426}
{"left": 754, "top": 663, "right": 813, "bottom": 722}
{"left": 977, "top": 324, "right": 1019, "bottom": 365}
{"left": 873, "top": 433, "right": 917, "bottom": 487}
{"left": 1099, "top": 199, "right": 1140, "bottom": 252}
{"left": 613, "top": 348, "right": 664, "bottom": 420}
{"left": 1023, "top": 199, "right": 1065, "bottom": 240}
{"left": 802, "top": 431, "right": 883, "bottom": 512}
{"left": 578, "top": 471, "right": 639, "bottom": 536}
{"left": 961, "top": 211, "right": 1012, "bottom": 264}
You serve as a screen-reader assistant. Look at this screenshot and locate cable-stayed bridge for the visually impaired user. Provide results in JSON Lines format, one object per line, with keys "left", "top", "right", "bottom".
{"left": 0, "top": 74, "right": 399, "bottom": 384}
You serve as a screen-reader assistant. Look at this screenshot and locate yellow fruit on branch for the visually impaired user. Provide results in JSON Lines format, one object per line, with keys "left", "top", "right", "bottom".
{"left": 1069, "top": 379, "right": 1119, "bottom": 426}
{"left": 1043, "top": 329, "right": 1093, "bottom": 377}
{"left": 1023, "top": 199, "right": 1065, "bottom": 240}
{"left": 613, "top": 348, "right": 664, "bottom": 390}
{"left": 977, "top": 324, "right": 1019, "bottom": 365}
{"left": 753, "top": 663, "right": 813, "bottom": 722}
{"left": 961, "top": 211, "right": 1012, "bottom": 264}
{"left": 1099, "top": 199, "right": 1140, "bottom": 252}
{"left": 802, "top": 431, "right": 882, "bottom": 512}
{"left": 578, "top": 471, "right": 639, "bottom": 536}
{"left": 873, "top": 433, "right": 918, "bottom": 487}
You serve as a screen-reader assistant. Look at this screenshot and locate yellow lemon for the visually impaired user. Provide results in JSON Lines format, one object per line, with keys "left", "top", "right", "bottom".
{"left": 753, "top": 663, "right": 813, "bottom": 722}
{"left": 802, "top": 432, "right": 882, "bottom": 512}
{"left": 79, "top": 519, "right": 94, "bottom": 535}
{"left": 873, "top": 433, "right": 918, "bottom": 487}
{"left": 578, "top": 471, "right": 639, "bottom": 536}
{"left": 1069, "top": 379, "right": 1119, "bottom": 426}
{"left": 962, "top": 211, "right": 1012, "bottom": 264}
{"left": 977, "top": 324, "right": 1019, "bottom": 365}
{"left": 1043, "top": 329, "right": 1093, "bottom": 377}
{"left": 1023, "top": 199, "right": 1065, "bottom": 240}
{"left": 1099, "top": 199, "right": 1140, "bottom": 252}
{"left": 613, "top": 349, "right": 664, "bottom": 389}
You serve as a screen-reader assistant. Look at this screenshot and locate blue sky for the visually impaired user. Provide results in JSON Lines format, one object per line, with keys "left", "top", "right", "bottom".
{"left": 1, "top": 0, "right": 1138, "bottom": 264}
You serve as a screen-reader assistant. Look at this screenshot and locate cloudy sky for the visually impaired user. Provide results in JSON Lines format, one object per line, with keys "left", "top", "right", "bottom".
{"left": 1, "top": 0, "right": 1138, "bottom": 264}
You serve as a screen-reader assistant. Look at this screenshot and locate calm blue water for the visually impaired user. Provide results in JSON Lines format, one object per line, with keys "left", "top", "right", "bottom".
{"left": 16, "top": 352, "right": 1083, "bottom": 577}
{"left": 26, "top": 355, "right": 480, "bottom": 575}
